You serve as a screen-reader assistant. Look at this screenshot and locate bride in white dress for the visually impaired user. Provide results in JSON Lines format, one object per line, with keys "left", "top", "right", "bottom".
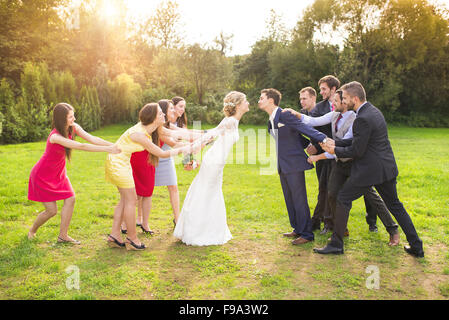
{"left": 174, "top": 91, "right": 249, "bottom": 246}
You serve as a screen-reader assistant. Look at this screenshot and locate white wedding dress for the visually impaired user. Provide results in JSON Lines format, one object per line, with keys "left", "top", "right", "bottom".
{"left": 173, "top": 116, "right": 239, "bottom": 246}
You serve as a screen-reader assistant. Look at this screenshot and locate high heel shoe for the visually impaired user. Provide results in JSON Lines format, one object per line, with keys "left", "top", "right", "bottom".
{"left": 107, "top": 235, "right": 125, "bottom": 248}
{"left": 125, "top": 238, "right": 145, "bottom": 251}
{"left": 140, "top": 225, "right": 155, "bottom": 235}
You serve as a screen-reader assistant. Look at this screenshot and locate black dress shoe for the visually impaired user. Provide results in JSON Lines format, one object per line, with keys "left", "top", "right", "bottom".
{"left": 313, "top": 244, "right": 344, "bottom": 255}
{"left": 404, "top": 245, "right": 424, "bottom": 258}
{"left": 369, "top": 224, "right": 378, "bottom": 232}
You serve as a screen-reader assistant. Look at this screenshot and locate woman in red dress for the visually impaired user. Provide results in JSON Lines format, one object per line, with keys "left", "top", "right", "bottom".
{"left": 28, "top": 103, "right": 120, "bottom": 244}
{"left": 129, "top": 150, "right": 156, "bottom": 234}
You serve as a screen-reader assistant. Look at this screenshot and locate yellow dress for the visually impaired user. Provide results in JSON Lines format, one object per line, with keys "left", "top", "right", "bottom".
{"left": 105, "top": 122, "right": 151, "bottom": 188}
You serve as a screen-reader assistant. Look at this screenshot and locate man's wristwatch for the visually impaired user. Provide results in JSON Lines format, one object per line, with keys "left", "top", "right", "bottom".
{"left": 322, "top": 138, "right": 328, "bottom": 144}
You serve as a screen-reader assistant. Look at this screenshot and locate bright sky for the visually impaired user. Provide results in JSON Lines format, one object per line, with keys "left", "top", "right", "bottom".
{"left": 123, "top": 0, "right": 449, "bottom": 56}
{"left": 124, "top": 0, "right": 315, "bottom": 55}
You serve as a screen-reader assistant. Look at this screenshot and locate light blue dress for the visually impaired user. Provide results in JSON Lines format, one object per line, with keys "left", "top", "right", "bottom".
{"left": 155, "top": 126, "right": 178, "bottom": 187}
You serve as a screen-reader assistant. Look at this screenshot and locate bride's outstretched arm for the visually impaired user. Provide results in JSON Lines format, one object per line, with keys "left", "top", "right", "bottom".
{"left": 190, "top": 117, "right": 236, "bottom": 147}
{"left": 160, "top": 126, "right": 205, "bottom": 142}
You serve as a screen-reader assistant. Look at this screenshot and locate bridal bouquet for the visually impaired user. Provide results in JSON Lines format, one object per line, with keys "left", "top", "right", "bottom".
{"left": 182, "top": 153, "right": 199, "bottom": 171}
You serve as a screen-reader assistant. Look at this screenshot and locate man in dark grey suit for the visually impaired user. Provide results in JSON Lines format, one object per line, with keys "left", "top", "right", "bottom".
{"left": 308, "top": 76, "right": 340, "bottom": 233}
{"left": 315, "top": 81, "right": 424, "bottom": 258}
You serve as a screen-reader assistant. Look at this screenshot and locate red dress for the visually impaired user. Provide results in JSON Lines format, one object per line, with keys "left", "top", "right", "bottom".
{"left": 130, "top": 150, "right": 155, "bottom": 197}
{"left": 28, "top": 129, "right": 75, "bottom": 202}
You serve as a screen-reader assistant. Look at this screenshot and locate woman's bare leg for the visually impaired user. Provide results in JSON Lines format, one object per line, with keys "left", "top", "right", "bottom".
{"left": 167, "top": 185, "right": 180, "bottom": 223}
{"left": 58, "top": 196, "right": 76, "bottom": 241}
{"left": 28, "top": 201, "right": 58, "bottom": 239}
{"left": 110, "top": 194, "right": 125, "bottom": 241}
{"left": 141, "top": 196, "right": 152, "bottom": 231}
{"left": 136, "top": 196, "right": 143, "bottom": 226}
{"left": 118, "top": 188, "right": 141, "bottom": 245}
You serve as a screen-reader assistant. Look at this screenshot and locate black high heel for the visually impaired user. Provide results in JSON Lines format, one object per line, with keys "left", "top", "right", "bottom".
{"left": 125, "top": 238, "right": 145, "bottom": 251}
{"left": 107, "top": 235, "right": 125, "bottom": 248}
{"left": 140, "top": 225, "right": 155, "bottom": 235}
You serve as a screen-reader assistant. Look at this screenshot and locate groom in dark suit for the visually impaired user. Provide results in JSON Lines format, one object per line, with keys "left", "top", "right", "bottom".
{"left": 259, "top": 88, "right": 328, "bottom": 244}
{"left": 316, "top": 81, "right": 424, "bottom": 257}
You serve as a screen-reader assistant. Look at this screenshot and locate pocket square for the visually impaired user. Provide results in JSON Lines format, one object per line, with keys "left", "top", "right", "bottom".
{"left": 278, "top": 122, "right": 285, "bottom": 128}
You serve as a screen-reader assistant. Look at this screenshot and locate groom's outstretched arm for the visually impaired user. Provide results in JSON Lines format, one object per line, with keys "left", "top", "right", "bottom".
{"left": 279, "top": 111, "right": 327, "bottom": 143}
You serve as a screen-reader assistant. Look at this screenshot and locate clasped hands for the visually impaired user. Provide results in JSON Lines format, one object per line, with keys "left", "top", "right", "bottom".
{"left": 320, "top": 138, "right": 335, "bottom": 154}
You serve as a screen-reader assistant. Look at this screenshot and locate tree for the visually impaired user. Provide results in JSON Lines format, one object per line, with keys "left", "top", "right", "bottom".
{"left": 17, "top": 62, "right": 49, "bottom": 142}
{"left": 105, "top": 74, "right": 142, "bottom": 124}
{"left": 145, "top": 0, "right": 183, "bottom": 49}
{"left": 213, "top": 31, "right": 234, "bottom": 56}
{"left": 181, "top": 44, "right": 232, "bottom": 105}
{"left": 0, "top": 78, "right": 26, "bottom": 143}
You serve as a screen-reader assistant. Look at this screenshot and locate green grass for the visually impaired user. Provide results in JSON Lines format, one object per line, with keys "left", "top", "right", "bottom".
{"left": 0, "top": 124, "right": 448, "bottom": 300}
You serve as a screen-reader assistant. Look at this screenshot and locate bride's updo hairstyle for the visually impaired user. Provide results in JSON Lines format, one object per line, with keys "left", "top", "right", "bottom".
{"left": 223, "top": 91, "right": 245, "bottom": 117}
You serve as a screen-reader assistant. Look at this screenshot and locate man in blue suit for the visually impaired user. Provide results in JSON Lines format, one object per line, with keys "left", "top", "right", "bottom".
{"left": 258, "top": 88, "right": 328, "bottom": 244}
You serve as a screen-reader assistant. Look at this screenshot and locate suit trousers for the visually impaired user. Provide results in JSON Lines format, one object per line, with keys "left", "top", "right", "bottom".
{"left": 327, "top": 161, "right": 399, "bottom": 235}
{"left": 330, "top": 177, "right": 423, "bottom": 251}
{"left": 311, "top": 159, "right": 333, "bottom": 227}
{"left": 279, "top": 171, "right": 314, "bottom": 241}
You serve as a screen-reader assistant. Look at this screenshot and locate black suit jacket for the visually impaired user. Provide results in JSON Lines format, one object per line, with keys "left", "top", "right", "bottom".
{"left": 309, "top": 100, "right": 333, "bottom": 152}
{"left": 335, "top": 102, "right": 399, "bottom": 187}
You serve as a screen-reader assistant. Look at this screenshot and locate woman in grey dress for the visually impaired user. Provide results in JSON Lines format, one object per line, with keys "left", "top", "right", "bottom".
{"left": 155, "top": 100, "right": 180, "bottom": 224}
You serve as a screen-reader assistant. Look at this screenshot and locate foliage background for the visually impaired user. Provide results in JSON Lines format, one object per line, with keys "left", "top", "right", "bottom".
{"left": 1, "top": 0, "right": 449, "bottom": 145}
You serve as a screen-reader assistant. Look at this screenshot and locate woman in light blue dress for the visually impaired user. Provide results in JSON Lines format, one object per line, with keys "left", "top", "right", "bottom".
{"left": 155, "top": 100, "right": 183, "bottom": 225}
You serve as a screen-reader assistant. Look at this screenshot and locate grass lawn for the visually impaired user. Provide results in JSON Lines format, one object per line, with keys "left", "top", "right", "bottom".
{"left": 0, "top": 124, "right": 448, "bottom": 300}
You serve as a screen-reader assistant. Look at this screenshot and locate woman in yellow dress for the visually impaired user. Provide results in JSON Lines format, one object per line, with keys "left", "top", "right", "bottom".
{"left": 105, "top": 103, "right": 197, "bottom": 250}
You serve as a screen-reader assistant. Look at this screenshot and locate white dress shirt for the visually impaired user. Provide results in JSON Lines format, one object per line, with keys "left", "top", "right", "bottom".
{"left": 301, "top": 111, "right": 355, "bottom": 159}
{"left": 269, "top": 107, "right": 279, "bottom": 135}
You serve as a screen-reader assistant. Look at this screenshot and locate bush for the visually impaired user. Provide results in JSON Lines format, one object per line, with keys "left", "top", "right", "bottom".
{"left": 186, "top": 105, "right": 208, "bottom": 125}
{"left": 240, "top": 105, "right": 267, "bottom": 125}
{"left": 142, "top": 85, "right": 176, "bottom": 105}
{"left": 206, "top": 110, "right": 223, "bottom": 125}
{"left": 54, "top": 70, "right": 77, "bottom": 105}
{"left": 17, "top": 63, "right": 49, "bottom": 142}
{"left": 105, "top": 74, "right": 142, "bottom": 124}
{"left": 0, "top": 110, "right": 3, "bottom": 136}
{"left": 0, "top": 78, "right": 27, "bottom": 144}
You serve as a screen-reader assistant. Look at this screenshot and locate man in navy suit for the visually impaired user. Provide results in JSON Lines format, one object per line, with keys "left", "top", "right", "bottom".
{"left": 316, "top": 82, "right": 424, "bottom": 257}
{"left": 258, "top": 88, "right": 328, "bottom": 244}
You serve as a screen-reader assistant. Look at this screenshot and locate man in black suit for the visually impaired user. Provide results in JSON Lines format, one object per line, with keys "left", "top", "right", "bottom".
{"left": 315, "top": 81, "right": 424, "bottom": 258}
{"left": 308, "top": 76, "right": 339, "bottom": 234}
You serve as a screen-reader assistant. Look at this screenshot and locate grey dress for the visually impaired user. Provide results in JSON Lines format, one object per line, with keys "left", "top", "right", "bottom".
{"left": 155, "top": 126, "right": 178, "bottom": 186}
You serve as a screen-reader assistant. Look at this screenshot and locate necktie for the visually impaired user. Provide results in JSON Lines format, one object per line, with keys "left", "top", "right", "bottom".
{"left": 335, "top": 114, "right": 343, "bottom": 132}
{"left": 331, "top": 103, "right": 335, "bottom": 111}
